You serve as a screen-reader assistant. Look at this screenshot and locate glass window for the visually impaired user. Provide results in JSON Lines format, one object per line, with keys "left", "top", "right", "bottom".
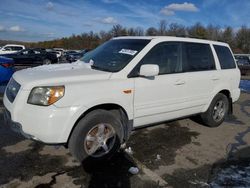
{"left": 130, "top": 42, "right": 182, "bottom": 76}
{"left": 20, "top": 50, "right": 29, "bottom": 55}
{"left": 182, "top": 42, "right": 215, "bottom": 72}
{"left": 10, "top": 46, "right": 23, "bottom": 51}
{"left": 34, "top": 50, "right": 41, "bottom": 54}
{"left": 4, "top": 47, "right": 11, "bottom": 51}
{"left": 214, "top": 45, "right": 236, "bottom": 69}
{"left": 81, "top": 39, "right": 150, "bottom": 72}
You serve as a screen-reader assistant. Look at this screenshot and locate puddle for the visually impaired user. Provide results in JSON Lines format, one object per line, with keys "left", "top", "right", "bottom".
{"left": 162, "top": 164, "right": 211, "bottom": 188}
{"left": 226, "top": 126, "right": 250, "bottom": 160}
{"left": 240, "top": 99, "right": 250, "bottom": 118}
{"left": 240, "top": 80, "right": 250, "bottom": 93}
{"left": 225, "top": 114, "right": 245, "bottom": 125}
{"left": 0, "top": 142, "right": 68, "bottom": 185}
{"left": 35, "top": 151, "right": 160, "bottom": 188}
{"left": 127, "top": 122, "right": 199, "bottom": 169}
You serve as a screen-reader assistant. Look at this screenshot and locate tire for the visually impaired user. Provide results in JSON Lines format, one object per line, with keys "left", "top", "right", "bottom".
{"left": 43, "top": 59, "right": 52, "bottom": 65}
{"left": 68, "top": 109, "right": 124, "bottom": 162}
{"left": 199, "top": 93, "right": 229, "bottom": 127}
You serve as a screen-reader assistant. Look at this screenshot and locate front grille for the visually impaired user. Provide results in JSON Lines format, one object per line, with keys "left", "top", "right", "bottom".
{"left": 6, "top": 78, "right": 21, "bottom": 103}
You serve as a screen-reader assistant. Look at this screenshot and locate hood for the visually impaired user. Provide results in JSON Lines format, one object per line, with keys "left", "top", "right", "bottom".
{"left": 13, "top": 61, "right": 112, "bottom": 90}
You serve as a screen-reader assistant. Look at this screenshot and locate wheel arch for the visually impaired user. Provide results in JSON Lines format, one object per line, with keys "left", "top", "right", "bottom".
{"left": 202, "top": 89, "right": 232, "bottom": 113}
{"left": 218, "top": 89, "right": 231, "bottom": 99}
{"left": 66, "top": 103, "right": 132, "bottom": 147}
{"left": 218, "top": 89, "right": 233, "bottom": 114}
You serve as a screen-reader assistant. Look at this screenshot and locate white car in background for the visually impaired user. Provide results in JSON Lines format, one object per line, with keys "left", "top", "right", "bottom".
{"left": 0, "top": 44, "right": 25, "bottom": 55}
{"left": 53, "top": 48, "right": 65, "bottom": 58}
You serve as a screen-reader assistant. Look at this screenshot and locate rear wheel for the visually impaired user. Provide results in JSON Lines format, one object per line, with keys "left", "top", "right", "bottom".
{"left": 69, "top": 109, "right": 123, "bottom": 162}
{"left": 199, "top": 93, "right": 229, "bottom": 127}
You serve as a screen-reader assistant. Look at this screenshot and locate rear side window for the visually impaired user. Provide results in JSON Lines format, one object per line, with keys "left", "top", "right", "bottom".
{"left": 214, "top": 45, "right": 236, "bottom": 69}
{"left": 182, "top": 42, "right": 215, "bottom": 72}
{"left": 10, "top": 46, "right": 23, "bottom": 51}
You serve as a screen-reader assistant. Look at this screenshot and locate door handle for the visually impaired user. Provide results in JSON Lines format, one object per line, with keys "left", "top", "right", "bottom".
{"left": 174, "top": 80, "right": 186, "bottom": 85}
{"left": 212, "top": 77, "right": 219, "bottom": 81}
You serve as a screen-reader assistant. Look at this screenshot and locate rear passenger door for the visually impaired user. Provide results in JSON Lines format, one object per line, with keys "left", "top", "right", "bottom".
{"left": 181, "top": 42, "right": 218, "bottom": 112}
{"left": 213, "top": 45, "right": 240, "bottom": 101}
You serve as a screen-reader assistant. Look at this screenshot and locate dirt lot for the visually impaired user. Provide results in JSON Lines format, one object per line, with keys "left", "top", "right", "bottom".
{"left": 0, "top": 91, "right": 250, "bottom": 188}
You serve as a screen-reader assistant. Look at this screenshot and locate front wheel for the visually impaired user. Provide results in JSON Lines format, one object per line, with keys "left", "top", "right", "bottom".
{"left": 199, "top": 93, "right": 229, "bottom": 127}
{"left": 43, "top": 59, "right": 52, "bottom": 65}
{"left": 68, "top": 110, "right": 124, "bottom": 162}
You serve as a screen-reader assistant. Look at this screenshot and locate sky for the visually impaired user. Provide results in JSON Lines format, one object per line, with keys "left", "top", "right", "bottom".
{"left": 0, "top": 0, "right": 250, "bottom": 42}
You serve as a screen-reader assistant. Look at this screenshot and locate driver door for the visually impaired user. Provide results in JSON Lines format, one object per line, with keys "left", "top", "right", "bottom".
{"left": 132, "top": 42, "right": 188, "bottom": 127}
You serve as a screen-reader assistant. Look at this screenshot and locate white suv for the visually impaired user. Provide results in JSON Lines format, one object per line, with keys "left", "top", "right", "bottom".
{"left": 0, "top": 44, "right": 25, "bottom": 55}
{"left": 3, "top": 37, "right": 240, "bottom": 161}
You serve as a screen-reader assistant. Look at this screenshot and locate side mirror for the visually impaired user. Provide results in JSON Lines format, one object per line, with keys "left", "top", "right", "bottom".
{"left": 139, "top": 64, "right": 159, "bottom": 77}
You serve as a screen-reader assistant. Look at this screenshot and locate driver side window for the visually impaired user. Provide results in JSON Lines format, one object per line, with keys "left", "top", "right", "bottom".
{"left": 129, "top": 42, "right": 182, "bottom": 77}
{"left": 4, "top": 47, "right": 11, "bottom": 51}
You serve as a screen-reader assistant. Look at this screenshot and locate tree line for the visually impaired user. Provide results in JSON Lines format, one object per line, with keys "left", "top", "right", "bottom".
{"left": 27, "top": 21, "right": 250, "bottom": 53}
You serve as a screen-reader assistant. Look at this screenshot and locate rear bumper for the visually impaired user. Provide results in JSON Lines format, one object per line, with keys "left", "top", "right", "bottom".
{"left": 231, "top": 88, "right": 241, "bottom": 103}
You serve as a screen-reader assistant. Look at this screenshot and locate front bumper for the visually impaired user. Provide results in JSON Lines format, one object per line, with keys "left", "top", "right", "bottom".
{"left": 3, "top": 108, "right": 35, "bottom": 140}
{"left": 3, "top": 89, "right": 85, "bottom": 144}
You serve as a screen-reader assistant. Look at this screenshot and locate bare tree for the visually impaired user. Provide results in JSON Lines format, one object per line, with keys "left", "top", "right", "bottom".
{"left": 236, "top": 26, "right": 250, "bottom": 53}
{"left": 167, "top": 23, "right": 186, "bottom": 36}
{"left": 111, "top": 24, "right": 127, "bottom": 37}
{"left": 188, "top": 22, "right": 208, "bottom": 39}
{"left": 25, "top": 22, "right": 250, "bottom": 53}
{"left": 146, "top": 27, "right": 158, "bottom": 36}
{"left": 206, "top": 24, "right": 222, "bottom": 41}
{"left": 158, "top": 20, "right": 167, "bottom": 35}
{"left": 134, "top": 27, "right": 144, "bottom": 36}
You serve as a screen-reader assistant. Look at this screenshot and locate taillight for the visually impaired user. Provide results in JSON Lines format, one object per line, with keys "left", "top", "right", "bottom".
{"left": 0, "top": 63, "right": 13, "bottom": 68}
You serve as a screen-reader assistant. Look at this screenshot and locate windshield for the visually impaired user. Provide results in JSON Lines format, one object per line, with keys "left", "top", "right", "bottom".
{"left": 81, "top": 39, "right": 150, "bottom": 72}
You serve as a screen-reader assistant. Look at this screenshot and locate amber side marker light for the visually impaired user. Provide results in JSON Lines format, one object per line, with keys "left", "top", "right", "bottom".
{"left": 123, "top": 89, "right": 132, "bottom": 94}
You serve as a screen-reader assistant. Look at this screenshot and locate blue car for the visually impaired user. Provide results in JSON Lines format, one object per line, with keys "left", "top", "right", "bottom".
{"left": 0, "top": 56, "right": 14, "bottom": 85}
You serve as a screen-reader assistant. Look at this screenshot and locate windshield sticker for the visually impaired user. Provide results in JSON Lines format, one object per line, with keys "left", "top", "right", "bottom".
{"left": 119, "top": 49, "right": 138, "bottom": 56}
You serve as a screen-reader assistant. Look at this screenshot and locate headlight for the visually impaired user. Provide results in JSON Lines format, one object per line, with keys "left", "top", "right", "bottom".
{"left": 28, "top": 86, "right": 65, "bottom": 106}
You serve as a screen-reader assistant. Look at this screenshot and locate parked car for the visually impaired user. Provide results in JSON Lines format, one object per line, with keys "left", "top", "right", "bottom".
{"left": 64, "top": 50, "right": 90, "bottom": 63}
{"left": 0, "top": 56, "right": 14, "bottom": 84}
{"left": 53, "top": 48, "right": 65, "bottom": 58}
{"left": 2, "top": 48, "right": 58, "bottom": 68}
{"left": 3, "top": 36, "right": 240, "bottom": 162}
{"left": 234, "top": 55, "right": 250, "bottom": 66}
{"left": 234, "top": 55, "right": 250, "bottom": 75}
{"left": 46, "top": 49, "right": 61, "bottom": 59}
{"left": 0, "top": 44, "right": 25, "bottom": 55}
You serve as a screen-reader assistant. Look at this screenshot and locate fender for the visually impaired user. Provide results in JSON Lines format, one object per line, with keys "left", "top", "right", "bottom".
{"left": 201, "top": 85, "right": 231, "bottom": 113}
